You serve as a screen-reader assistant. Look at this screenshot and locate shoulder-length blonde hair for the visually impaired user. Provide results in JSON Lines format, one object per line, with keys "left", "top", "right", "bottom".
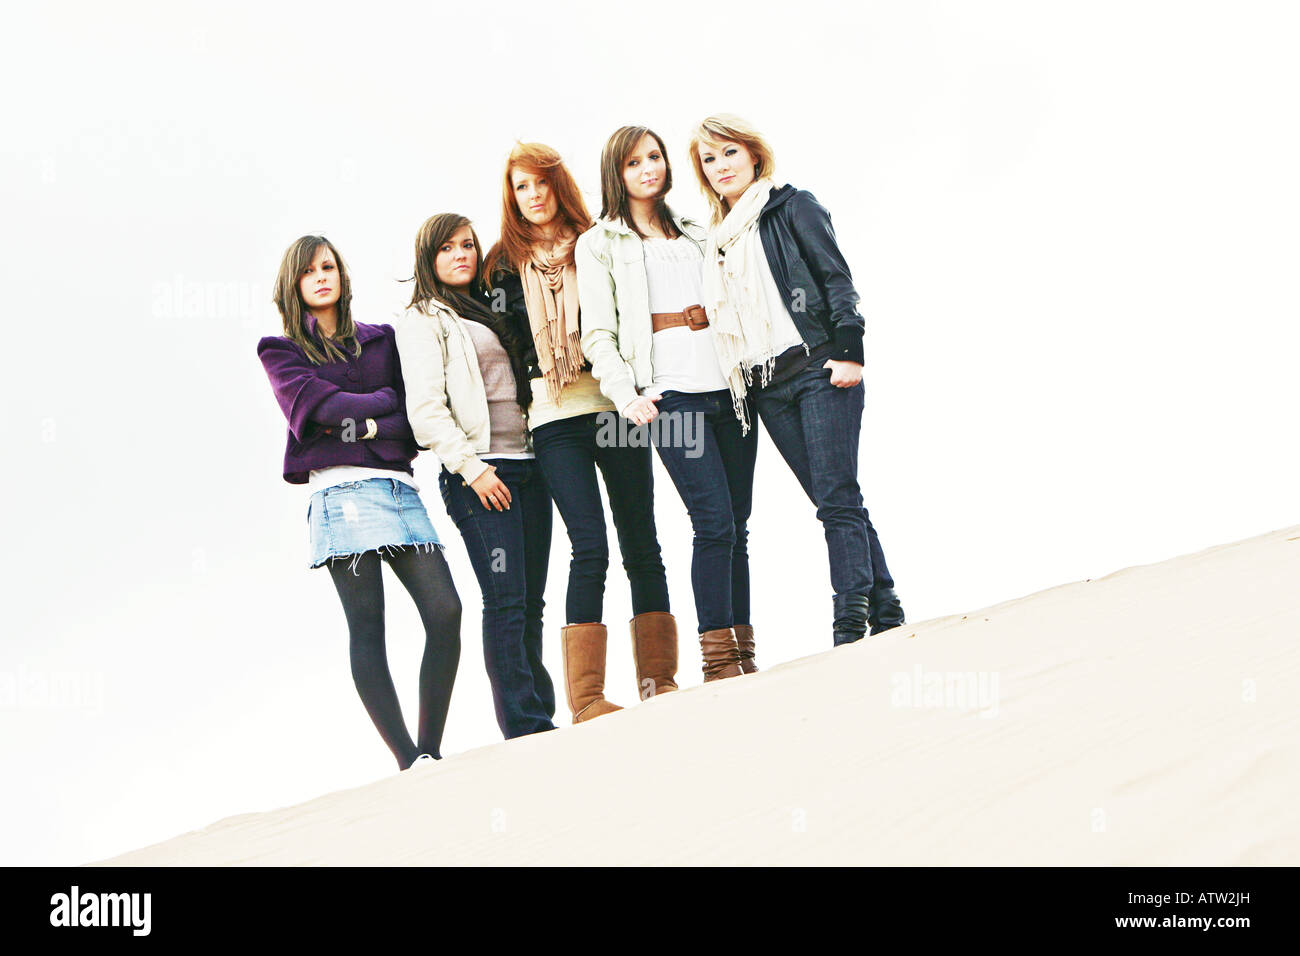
{"left": 483, "top": 142, "right": 594, "bottom": 278}
{"left": 687, "top": 114, "right": 777, "bottom": 225}
{"left": 272, "top": 235, "right": 359, "bottom": 366}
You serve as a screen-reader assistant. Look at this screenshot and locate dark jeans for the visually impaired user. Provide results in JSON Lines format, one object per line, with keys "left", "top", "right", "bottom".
{"left": 531, "top": 411, "right": 669, "bottom": 624}
{"left": 755, "top": 363, "right": 895, "bottom": 599}
{"left": 439, "top": 458, "right": 555, "bottom": 739}
{"left": 652, "top": 389, "right": 757, "bottom": 633}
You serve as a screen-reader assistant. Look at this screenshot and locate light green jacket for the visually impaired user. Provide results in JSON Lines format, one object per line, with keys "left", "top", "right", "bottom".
{"left": 576, "top": 212, "right": 708, "bottom": 414}
{"left": 393, "top": 302, "right": 493, "bottom": 484}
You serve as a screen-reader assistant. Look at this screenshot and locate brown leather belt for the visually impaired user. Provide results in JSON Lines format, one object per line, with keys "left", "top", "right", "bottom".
{"left": 650, "top": 304, "right": 709, "bottom": 333}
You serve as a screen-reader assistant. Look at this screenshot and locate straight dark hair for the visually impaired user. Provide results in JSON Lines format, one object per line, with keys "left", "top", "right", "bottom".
{"left": 272, "top": 235, "right": 359, "bottom": 366}
{"left": 409, "top": 213, "right": 532, "bottom": 410}
{"left": 598, "top": 126, "right": 677, "bottom": 239}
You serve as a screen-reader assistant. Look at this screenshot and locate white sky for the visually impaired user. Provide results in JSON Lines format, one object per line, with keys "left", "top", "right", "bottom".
{"left": 2, "top": 0, "right": 1297, "bottom": 865}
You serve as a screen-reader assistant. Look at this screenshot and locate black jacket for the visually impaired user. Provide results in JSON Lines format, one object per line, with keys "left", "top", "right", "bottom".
{"left": 481, "top": 268, "right": 543, "bottom": 381}
{"left": 757, "top": 184, "right": 866, "bottom": 365}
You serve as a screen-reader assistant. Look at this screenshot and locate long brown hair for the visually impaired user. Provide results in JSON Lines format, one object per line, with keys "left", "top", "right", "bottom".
{"left": 272, "top": 235, "right": 359, "bottom": 366}
{"left": 599, "top": 126, "right": 677, "bottom": 239}
{"left": 408, "top": 213, "right": 488, "bottom": 314}
{"left": 482, "top": 142, "right": 594, "bottom": 279}
{"left": 687, "top": 114, "right": 778, "bottom": 225}
{"left": 409, "top": 213, "right": 533, "bottom": 410}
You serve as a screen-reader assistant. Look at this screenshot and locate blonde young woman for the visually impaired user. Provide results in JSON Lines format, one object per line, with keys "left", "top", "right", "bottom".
{"left": 395, "top": 213, "right": 556, "bottom": 740}
{"left": 688, "top": 115, "right": 906, "bottom": 646}
{"left": 482, "top": 142, "right": 675, "bottom": 720}
{"left": 578, "top": 125, "right": 757, "bottom": 682}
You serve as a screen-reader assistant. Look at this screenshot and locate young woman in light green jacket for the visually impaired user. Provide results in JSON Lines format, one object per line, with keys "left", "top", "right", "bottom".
{"left": 578, "top": 125, "right": 759, "bottom": 682}
{"left": 483, "top": 142, "right": 675, "bottom": 721}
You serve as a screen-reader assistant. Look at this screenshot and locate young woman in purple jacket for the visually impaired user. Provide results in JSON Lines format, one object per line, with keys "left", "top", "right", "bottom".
{"left": 688, "top": 115, "right": 906, "bottom": 647}
{"left": 257, "top": 235, "right": 461, "bottom": 771}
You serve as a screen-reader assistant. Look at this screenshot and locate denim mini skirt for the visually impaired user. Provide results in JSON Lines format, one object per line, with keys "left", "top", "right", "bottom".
{"left": 307, "top": 478, "right": 442, "bottom": 570}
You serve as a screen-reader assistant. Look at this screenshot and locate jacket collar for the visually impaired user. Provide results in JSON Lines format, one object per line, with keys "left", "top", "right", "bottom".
{"left": 409, "top": 299, "right": 458, "bottom": 324}
{"left": 304, "top": 311, "right": 384, "bottom": 343}
{"left": 761, "top": 183, "right": 797, "bottom": 214}
{"left": 596, "top": 207, "right": 705, "bottom": 241}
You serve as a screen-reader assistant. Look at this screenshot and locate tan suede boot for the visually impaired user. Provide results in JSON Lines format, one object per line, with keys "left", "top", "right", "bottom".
{"left": 699, "top": 628, "right": 743, "bottom": 681}
{"left": 562, "top": 623, "right": 623, "bottom": 723}
{"left": 630, "top": 611, "right": 679, "bottom": 700}
{"left": 733, "top": 624, "right": 758, "bottom": 674}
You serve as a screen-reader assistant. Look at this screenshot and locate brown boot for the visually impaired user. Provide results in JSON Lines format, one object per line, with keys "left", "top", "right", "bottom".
{"left": 699, "top": 628, "right": 743, "bottom": 681}
{"left": 630, "top": 612, "right": 679, "bottom": 700}
{"left": 562, "top": 623, "right": 623, "bottom": 723}
{"left": 733, "top": 624, "right": 758, "bottom": 674}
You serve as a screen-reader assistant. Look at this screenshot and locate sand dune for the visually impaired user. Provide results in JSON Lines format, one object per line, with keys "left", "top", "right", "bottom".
{"left": 94, "top": 526, "right": 1300, "bottom": 865}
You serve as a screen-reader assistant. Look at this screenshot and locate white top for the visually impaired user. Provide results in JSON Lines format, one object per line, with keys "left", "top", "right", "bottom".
{"left": 642, "top": 236, "right": 729, "bottom": 397}
{"left": 745, "top": 229, "right": 805, "bottom": 370}
{"left": 308, "top": 465, "right": 419, "bottom": 495}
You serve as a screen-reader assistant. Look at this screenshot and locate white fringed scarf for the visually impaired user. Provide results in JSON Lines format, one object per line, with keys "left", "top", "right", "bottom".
{"left": 701, "top": 178, "right": 779, "bottom": 432}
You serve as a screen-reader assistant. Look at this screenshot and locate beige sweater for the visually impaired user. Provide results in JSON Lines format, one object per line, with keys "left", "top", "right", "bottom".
{"left": 525, "top": 369, "right": 614, "bottom": 432}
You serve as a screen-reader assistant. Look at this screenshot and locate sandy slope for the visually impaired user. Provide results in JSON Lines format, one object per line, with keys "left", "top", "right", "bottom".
{"left": 95, "top": 526, "right": 1300, "bottom": 865}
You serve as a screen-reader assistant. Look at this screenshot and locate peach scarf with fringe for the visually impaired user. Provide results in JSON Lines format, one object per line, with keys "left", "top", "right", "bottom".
{"left": 521, "top": 233, "right": 583, "bottom": 404}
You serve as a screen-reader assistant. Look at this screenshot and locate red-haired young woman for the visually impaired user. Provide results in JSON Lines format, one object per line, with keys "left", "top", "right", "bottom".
{"left": 483, "top": 143, "right": 675, "bottom": 720}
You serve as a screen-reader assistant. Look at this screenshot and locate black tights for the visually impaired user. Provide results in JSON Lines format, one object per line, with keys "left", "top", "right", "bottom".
{"left": 327, "top": 546, "right": 461, "bottom": 770}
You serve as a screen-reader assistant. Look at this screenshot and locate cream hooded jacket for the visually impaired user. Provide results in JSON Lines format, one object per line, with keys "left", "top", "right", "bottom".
{"left": 394, "top": 301, "right": 495, "bottom": 485}
{"left": 575, "top": 212, "right": 707, "bottom": 414}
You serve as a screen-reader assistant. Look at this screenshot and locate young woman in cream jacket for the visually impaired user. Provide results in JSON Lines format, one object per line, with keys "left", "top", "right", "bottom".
{"left": 578, "top": 125, "right": 758, "bottom": 682}
{"left": 396, "top": 213, "right": 556, "bottom": 740}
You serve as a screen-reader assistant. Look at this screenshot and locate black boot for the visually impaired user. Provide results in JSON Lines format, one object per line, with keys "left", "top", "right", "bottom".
{"left": 867, "top": 585, "right": 905, "bottom": 636}
{"left": 832, "top": 594, "right": 870, "bottom": 646}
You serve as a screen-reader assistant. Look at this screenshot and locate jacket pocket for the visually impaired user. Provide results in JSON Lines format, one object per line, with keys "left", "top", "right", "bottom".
{"left": 786, "top": 260, "right": 826, "bottom": 320}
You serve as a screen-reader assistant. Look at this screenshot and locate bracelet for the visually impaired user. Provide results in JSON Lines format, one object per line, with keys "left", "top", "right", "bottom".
{"left": 363, "top": 418, "right": 377, "bottom": 440}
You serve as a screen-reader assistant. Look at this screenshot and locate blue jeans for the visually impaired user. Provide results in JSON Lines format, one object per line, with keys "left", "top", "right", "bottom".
{"left": 438, "top": 458, "right": 555, "bottom": 739}
{"left": 652, "top": 390, "right": 757, "bottom": 633}
{"left": 531, "top": 412, "right": 669, "bottom": 624}
{"left": 755, "top": 363, "right": 895, "bottom": 599}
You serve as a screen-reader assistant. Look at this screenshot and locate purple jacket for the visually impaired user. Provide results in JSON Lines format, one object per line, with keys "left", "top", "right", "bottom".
{"left": 257, "top": 315, "right": 418, "bottom": 484}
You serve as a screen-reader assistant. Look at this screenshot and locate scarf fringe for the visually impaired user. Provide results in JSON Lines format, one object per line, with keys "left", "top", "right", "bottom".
{"left": 704, "top": 179, "right": 779, "bottom": 435}
{"left": 543, "top": 330, "right": 585, "bottom": 404}
{"left": 522, "top": 235, "right": 584, "bottom": 404}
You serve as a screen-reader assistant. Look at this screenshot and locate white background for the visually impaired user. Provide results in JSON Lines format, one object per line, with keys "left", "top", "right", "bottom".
{"left": 2, "top": 0, "right": 1297, "bottom": 865}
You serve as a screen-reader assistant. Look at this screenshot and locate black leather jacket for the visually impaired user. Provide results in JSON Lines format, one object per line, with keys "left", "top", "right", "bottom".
{"left": 757, "top": 184, "right": 866, "bottom": 365}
